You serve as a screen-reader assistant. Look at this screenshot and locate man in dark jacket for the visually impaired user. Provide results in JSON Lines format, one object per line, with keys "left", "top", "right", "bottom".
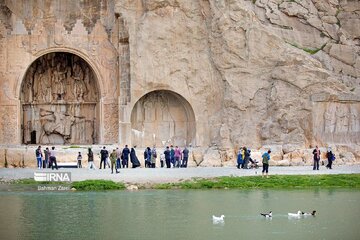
{"left": 170, "top": 145, "right": 175, "bottom": 168}
{"left": 181, "top": 147, "right": 189, "bottom": 168}
{"left": 312, "top": 146, "right": 321, "bottom": 170}
{"left": 100, "top": 146, "right": 108, "bottom": 169}
{"left": 122, "top": 145, "right": 130, "bottom": 168}
{"left": 326, "top": 148, "right": 335, "bottom": 169}
{"left": 164, "top": 146, "right": 171, "bottom": 168}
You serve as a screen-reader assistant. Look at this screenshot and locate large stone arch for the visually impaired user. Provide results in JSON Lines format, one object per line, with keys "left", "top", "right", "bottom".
{"left": 20, "top": 51, "right": 101, "bottom": 144}
{"left": 16, "top": 47, "right": 105, "bottom": 99}
{"left": 130, "top": 90, "right": 196, "bottom": 148}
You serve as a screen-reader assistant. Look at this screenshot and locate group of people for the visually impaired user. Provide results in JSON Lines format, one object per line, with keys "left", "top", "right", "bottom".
{"left": 35, "top": 146, "right": 58, "bottom": 170}
{"left": 312, "top": 146, "right": 336, "bottom": 170}
{"left": 94, "top": 145, "right": 141, "bottom": 173}
{"left": 236, "top": 147, "right": 260, "bottom": 170}
{"left": 36, "top": 144, "right": 336, "bottom": 174}
{"left": 234, "top": 145, "right": 336, "bottom": 178}
{"left": 143, "top": 145, "right": 190, "bottom": 168}
{"left": 236, "top": 147, "right": 272, "bottom": 178}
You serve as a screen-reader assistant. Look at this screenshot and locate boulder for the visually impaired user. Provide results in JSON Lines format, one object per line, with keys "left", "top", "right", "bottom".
{"left": 202, "top": 148, "right": 221, "bottom": 167}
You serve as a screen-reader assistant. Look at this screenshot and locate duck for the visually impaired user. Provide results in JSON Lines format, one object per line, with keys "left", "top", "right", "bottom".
{"left": 212, "top": 215, "right": 225, "bottom": 223}
{"left": 288, "top": 210, "right": 302, "bottom": 217}
{"left": 260, "top": 211, "right": 272, "bottom": 218}
{"left": 302, "top": 210, "right": 316, "bottom": 216}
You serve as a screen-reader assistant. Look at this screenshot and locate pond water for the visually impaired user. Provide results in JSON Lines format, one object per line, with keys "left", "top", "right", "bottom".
{"left": 0, "top": 188, "right": 359, "bottom": 240}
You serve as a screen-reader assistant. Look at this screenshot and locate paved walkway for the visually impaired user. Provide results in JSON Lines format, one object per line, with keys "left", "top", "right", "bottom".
{"left": 1, "top": 165, "right": 360, "bottom": 184}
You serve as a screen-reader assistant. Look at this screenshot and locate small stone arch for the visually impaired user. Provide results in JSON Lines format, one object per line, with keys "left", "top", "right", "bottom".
{"left": 130, "top": 90, "right": 196, "bottom": 148}
{"left": 20, "top": 51, "right": 101, "bottom": 144}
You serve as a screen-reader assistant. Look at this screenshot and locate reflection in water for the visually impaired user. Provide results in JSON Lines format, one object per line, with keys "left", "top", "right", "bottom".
{"left": 0, "top": 190, "right": 359, "bottom": 240}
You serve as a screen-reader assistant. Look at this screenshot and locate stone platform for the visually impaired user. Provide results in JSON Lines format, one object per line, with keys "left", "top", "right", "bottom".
{"left": 0, "top": 144, "right": 359, "bottom": 169}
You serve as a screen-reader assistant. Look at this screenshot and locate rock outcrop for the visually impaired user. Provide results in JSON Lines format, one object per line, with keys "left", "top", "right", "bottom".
{"left": 0, "top": 0, "right": 359, "bottom": 167}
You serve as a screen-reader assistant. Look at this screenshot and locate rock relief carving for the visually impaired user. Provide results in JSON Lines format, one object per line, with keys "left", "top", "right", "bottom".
{"left": 21, "top": 52, "right": 99, "bottom": 144}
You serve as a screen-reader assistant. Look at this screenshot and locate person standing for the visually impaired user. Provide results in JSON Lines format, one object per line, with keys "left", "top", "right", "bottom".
{"left": 100, "top": 146, "right": 108, "bottom": 169}
{"left": 110, "top": 149, "right": 119, "bottom": 174}
{"left": 122, "top": 145, "right": 130, "bottom": 168}
{"left": 44, "top": 147, "right": 50, "bottom": 168}
{"left": 35, "top": 146, "right": 43, "bottom": 169}
{"left": 77, "top": 152, "right": 82, "bottom": 168}
{"left": 170, "top": 145, "right": 175, "bottom": 168}
{"left": 244, "top": 147, "right": 250, "bottom": 169}
{"left": 174, "top": 146, "right": 182, "bottom": 168}
{"left": 144, "top": 147, "right": 150, "bottom": 168}
{"left": 241, "top": 147, "right": 246, "bottom": 168}
{"left": 262, "top": 150, "right": 271, "bottom": 178}
{"left": 151, "top": 146, "right": 157, "bottom": 168}
{"left": 237, "top": 149, "right": 243, "bottom": 169}
{"left": 116, "top": 147, "right": 122, "bottom": 169}
{"left": 312, "top": 146, "right": 321, "bottom": 170}
{"left": 164, "top": 146, "right": 171, "bottom": 168}
{"left": 160, "top": 153, "right": 165, "bottom": 168}
{"left": 181, "top": 146, "right": 189, "bottom": 168}
{"left": 87, "top": 148, "right": 96, "bottom": 170}
{"left": 49, "top": 146, "right": 58, "bottom": 170}
{"left": 326, "top": 148, "right": 335, "bottom": 169}
{"left": 130, "top": 146, "right": 141, "bottom": 168}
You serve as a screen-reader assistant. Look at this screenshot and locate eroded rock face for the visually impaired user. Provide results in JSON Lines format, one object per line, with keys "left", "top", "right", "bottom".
{"left": 0, "top": 0, "right": 359, "bottom": 166}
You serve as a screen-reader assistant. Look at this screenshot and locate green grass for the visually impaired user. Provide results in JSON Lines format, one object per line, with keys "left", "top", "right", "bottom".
{"left": 4, "top": 175, "right": 360, "bottom": 191}
{"left": 71, "top": 180, "right": 125, "bottom": 191}
{"left": 153, "top": 174, "right": 360, "bottom": 190}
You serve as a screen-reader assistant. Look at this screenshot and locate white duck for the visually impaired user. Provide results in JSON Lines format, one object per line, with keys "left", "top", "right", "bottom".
{"left": 260, "top": 211, "right": 272, "bottom": 218}
{"left": 302, "top": 210, "right": 316, "bottom": 216}
{"left": 288, "top": 210, "right": 302, "bottom": 217}
{"left": 212, "top": 215, "right": 225, "bottom": 223}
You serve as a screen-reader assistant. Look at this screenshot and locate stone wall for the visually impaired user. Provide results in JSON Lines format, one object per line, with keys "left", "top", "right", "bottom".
{"left": 0, "top": 0, "right": 359, "bottom": 166}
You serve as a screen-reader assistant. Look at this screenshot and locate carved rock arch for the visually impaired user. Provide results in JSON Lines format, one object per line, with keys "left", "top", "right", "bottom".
{"left": 130, "top": 90, "right": 196, "bottom": 148}
{"left": 20, "top": 52, "right": 100, "bottom": 144}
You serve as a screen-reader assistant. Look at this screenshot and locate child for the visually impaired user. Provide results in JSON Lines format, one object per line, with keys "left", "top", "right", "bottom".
{"left": 160, "top": 153, "right": 165, "bottom": 168}
{"left": 77, "top": 152, "right": 82, "bottom": 168}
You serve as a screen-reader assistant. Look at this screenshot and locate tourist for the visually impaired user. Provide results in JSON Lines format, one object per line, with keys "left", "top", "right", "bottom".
{"left": 122, "top": 145, "right": 130, "bottom": 168}
{"left": 170, "top": 145, "right": 175, "bottom": 168}
{"left": 262, "top": 150, "right": 271, "bottom": 178}
{"left": 241, "top": 147, "right": 246, "bottom": 168}
{"left": 110, "top": 149, "right": 119, "bottom": 174}
{"left": 130, "top": 146, "right": 141, "bottom": 168}
{"left": 116, "top": 147, "right": 122, "bottom": 169}
{"left": 243, "top": 147, "right": 250, "bottom": 169}
{"left": 160, "top": 153, "right": 165, "bottom": 168}
{"left": 77, "top": 152, "right": 82, "bottom": 168}
{"left": 181, "top": 146, "right": 189, "bottom": 168}
{"left": 174, "top": 146, "right": 182, "bottom": 168}
{"left": 151, "top": 146, "right": 157, "bottom": 168}
{"left": 44, "top": 147, "right": 50, "bottom": 168}
{"left": 87, "top": 148, "right": 96, "bottom": 170}
{"left": 164, "top": 146, "right": 171, "bottom": 168}
{"left": 49, "top": 146, "right": 58, "bottom": 170}
{"left": 237, "top": 149, "right": 243, "bottom": 169}
{"left": 100, "top": 146, "right": 108, "bottom": 169}
{"left": 326, "top": 148, "right": 335, "bottom": 169}
{"left": 312, "top": 146, "right": 321, "bottom": 170}
{"left": 144, "top": 147, "right": 150, "bottom": 168}
{"left": 35, "top": 146, "right": 43, "bottom": 169}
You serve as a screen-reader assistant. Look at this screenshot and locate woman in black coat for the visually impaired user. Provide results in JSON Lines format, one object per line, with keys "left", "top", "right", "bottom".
{"left": 130, "top": 147, "right": 141, "bottom": 168}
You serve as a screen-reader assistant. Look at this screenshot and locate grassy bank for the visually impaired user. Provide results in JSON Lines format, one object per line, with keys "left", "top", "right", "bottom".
{"left": 6, "top": 179, "right": 125, "bottom": 191}
{"left": 72, "top": 180, "right": 125, "bottom": 191}
{"left": 2, "top": 174, "right": 360, "bottom": 190}
{"left": 153, "top": 174, "right": 360, "bottom": 189}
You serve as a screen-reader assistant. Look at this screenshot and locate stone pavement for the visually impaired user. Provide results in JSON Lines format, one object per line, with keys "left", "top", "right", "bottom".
{"left": 1, "top": 165, "right": 360, "bottom": 184}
